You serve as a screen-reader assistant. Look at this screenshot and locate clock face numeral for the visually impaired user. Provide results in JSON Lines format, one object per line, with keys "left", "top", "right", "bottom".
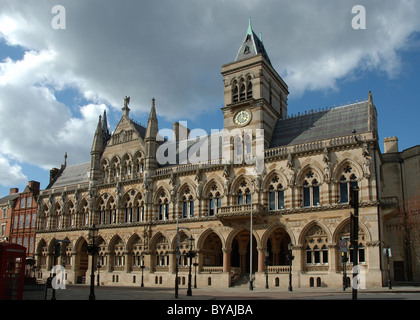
{"left": 234, "top": 110, "right": 251, "bottom": 126}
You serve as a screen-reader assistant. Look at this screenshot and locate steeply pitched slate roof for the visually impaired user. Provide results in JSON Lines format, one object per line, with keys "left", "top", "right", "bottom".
{"left": 236, "top": 18, "right": 271, "bottom": 64}
{"left": 132, "top": 121, "right": 147, "bottom": 140}
{"left": 0, "top": 193, "right": 20, "bottom": 205}
{"left": 50, "top": 162, "right": 91, "bottom": 188}
{"left": 270, "top": 101, "right": 371, "bottom": 148}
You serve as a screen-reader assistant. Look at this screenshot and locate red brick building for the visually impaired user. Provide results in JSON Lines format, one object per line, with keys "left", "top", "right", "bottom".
{"left": 0, "top": 188, "right": 20, "bottom": 243}
{"left": 8, "top": 181, "right": 40, "bottom": 258}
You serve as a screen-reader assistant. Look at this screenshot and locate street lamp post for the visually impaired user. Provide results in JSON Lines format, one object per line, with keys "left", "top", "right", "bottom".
{"left": 288, "top": 243, "right": 294, "bottom": 292}
{"left": 96, "top": 262, "right": 101, "bottom": 286}
{"left": 384, "top": 248, "right": 392, "bottom": 289}
{"left": 249, "top": 181, "right": 254, "bottom": 291}
{"left": 193, "top": 256, "right": 198, "bottom": 289}
{"left": 141, "top": 255, "right": 145, "bottom": 288}
{"left": 87, "top": 224, "right": 99, "bottom": 300}
{"left": 265, "top": 250, "right": 269, "bottom": 289}
{"left": 187, "top": 235, "right": 195, "bottom": 296}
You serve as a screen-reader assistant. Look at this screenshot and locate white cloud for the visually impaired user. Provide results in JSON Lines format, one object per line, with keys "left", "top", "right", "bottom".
{"left": 0, "top": 0, "right": 418, "bottom": 179}
{"left": 0, "top": 155, "right": 27, "bottom": 187}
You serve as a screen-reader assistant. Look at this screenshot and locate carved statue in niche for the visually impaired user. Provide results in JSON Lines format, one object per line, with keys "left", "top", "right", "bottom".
{"left": 286, "top": 154, "right": 296, "bottom": 187}
{"left": 362, "top": 143, "right": 371, "bottom": 178}
{"left": 115, "top": 182, "right": 122, "bottom": 207}
{"left": 323, "top": 147, "right": 332, "bottom": 183}
{"left": 222, "top": 164, "right": 232, "bottom": 195}
{"left": 195, "top": 168, "right": 204, "bottom": 199}
{"left": 169, "top": 172, "right": 178, "bottom": 203}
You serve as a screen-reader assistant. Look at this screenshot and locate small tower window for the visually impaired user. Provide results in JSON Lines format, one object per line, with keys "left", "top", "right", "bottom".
{"left": 232, "top": 82, "right": 239, "bottom": 103}
{"left": 246, "top": 78, "right": 253, "bottom": 99}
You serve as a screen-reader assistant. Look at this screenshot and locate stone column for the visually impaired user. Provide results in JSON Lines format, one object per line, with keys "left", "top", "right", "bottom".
{"left": 222, "top": 248, "right": 231, "bottom": 273}
{"left": 257, "top": 247, "right": 266, "bottom": 272}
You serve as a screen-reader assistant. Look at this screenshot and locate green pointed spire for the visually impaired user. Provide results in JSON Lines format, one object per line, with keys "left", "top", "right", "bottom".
{"left": 247, "top": 17, "right": 253, "bottom": 35}
{"left": 236, "top": 17, "right": 271, "bottom": 64}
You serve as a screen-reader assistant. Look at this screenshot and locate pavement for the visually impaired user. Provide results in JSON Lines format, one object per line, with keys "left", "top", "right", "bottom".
{"left": 45, "top": 283, "right": 420, "bottom": 301}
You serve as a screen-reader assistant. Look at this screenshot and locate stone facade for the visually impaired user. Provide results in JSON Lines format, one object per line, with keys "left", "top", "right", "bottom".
{"left": 34, "top": 22, "right": 419, "bottom": 289}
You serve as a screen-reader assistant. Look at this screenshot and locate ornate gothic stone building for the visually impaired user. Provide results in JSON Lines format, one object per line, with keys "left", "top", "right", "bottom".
{"left": 34, "top": 22, "right": 419, "bottom": 289}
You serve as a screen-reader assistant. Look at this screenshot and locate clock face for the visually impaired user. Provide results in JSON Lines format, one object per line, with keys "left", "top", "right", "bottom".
{"left": 234, "top": 110, "right": 252, "bottom": 127}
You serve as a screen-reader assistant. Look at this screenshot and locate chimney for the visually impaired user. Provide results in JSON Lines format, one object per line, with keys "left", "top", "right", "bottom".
{"left": 28, "top": 181, "right": 40, "bottom": 195}
{"left": 384, "top": 137, "right": 399, "bottom": 153}
{"left": 50, "top": 168, "right": 60, "bottom": 184}
{"left": 9, "top": 188, "right": 19, "bottom": 194}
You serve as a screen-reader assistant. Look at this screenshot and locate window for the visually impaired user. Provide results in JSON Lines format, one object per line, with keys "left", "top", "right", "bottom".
{"left": 246, "top": 77, "right": 253, "bottom": 99}
{"left": 350, "top": 244, "right": 366, "bottom": 264}
{"left": 240, "top": 83, "right": 246, "bottom": 101}
{"left": 158, "top": 191, "right": 169, "bottom": 221}
{"left": 25, "top": 214, "right": 30, "bottom": 228}
{"left": 338, "top": 166, "right": 359, "bottom": 204}
{"left": 208, "top": 185, "right": 221, "bottom": 216}
{"left": 136, "top": 203, "right": 144, "bottom": 222}
{"left": 268, "top": 176, "right": 285, "bottom": 211}
{"left": 182, "top": 191, "right": 194, "bottom": 218}
{"left": 304, "top": 225, "right": 328, "bottom": 266}
{"left": 237, "top": 180, "right": 251, "bottom": 205}
{"left": 31, "top": 213, "right": 36, "bottom": 228}
{"left": 232, "top": 82, "right": 239, "bottom": 102}
{"left": 21, "top": 198, "right": 25, "bottom": 208}
{"left": 302, "top": 171, "right": 320, "bottom": 207}
{"left": 125, "top": 207, "right": 133, "bottom": 223}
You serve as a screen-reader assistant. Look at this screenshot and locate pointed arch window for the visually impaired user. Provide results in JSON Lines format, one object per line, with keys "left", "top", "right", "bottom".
{"left": 232, "top": 82, "right": 239, "bottom": 103}
{"left": 240, "top": 83, "right": 246, "bottom": 101}
{"left": 237, "top": 180, "right": 251, "bottom": 205}
{"left": 268, "top": 182, "right": 285, "bottom": 211}
{"left": 304, "top": 226, "right": 328, "bottom": 266}
{"left": 209, "top": 189, "right": 221, "bottom": 216}
{"left": 302, "top": 171, "right": 320, "bottom": 208}
{"left": 182, "top": 189, "right": 194, "bottom": 218}
{"left": 339, "top": 168, "right": 358, "bottom": 204}
{"left": 246, "top": 77, "right": 253, "bottom": 99}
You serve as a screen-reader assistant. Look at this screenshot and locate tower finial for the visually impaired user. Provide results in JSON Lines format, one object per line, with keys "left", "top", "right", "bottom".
{"left": 247, "top": 17, "right": 253, "bottom": 35}
{"left": 122, "top": 96, "right": 130, "bottom": 117}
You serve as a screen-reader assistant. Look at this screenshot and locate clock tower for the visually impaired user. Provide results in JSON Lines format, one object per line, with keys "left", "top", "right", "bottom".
{"left": 221, "top": 18, "right": 288, "bottom": 148}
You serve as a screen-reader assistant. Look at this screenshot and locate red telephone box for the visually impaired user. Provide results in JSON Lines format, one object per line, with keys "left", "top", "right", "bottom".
{"left": 0, "top": 243, "right": 27, "bottom": 300}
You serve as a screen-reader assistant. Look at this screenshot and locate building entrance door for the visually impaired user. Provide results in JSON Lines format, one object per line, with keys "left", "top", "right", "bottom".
{"left": 76, "top": 240, "right": 88, "bottom": 284}
{"left": 231, "top": 230, "right": 257, "bottom": 274}
{"left": 394, "top": 261, "right": 405, "bottom": 281}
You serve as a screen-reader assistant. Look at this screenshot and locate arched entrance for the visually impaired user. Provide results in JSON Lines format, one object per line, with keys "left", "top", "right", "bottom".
{"left": 231, "top": 230, "right": 257, "bottom": 274}
{"left": 75, "top": 238, "right": 88, "bottom": 284}
{"left": 201, "top": 231, "right": 223, "bottom": 267}
{"left": 265, "top": 227, "right": 291, "bottom": 266}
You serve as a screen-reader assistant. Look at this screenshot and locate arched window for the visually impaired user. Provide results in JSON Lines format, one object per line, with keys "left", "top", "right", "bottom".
{"left": 237, "top": 180, "right": 251, "bottom": 205}
{"left": 302, "top": 171, "right": 320, "bottom": 207}
{"left": 240, "top": 82, "right": 246, "bottom": 101}
{"left": 268, "top": 176, "right": 285, "bottom": 211}
{"left": 157, "top": 191, "right": 169, "bottom": 221}
{"left": 246, "top": 77, "right": 253, "bottom": 99}
{"left": 304, "top": 225, "right": 328, "bottom": 266}
{"left": 208, "top": 185, "right": 221, "bottom": 216}
{"left": 232, "top": 81, "right": 239, "bottom": 102}
{"left": 339, "top": 166, "right": 359, "bottom": 203}
{"left": 135, "top": 195, "right": 144, "bottom": 222}
{"left": 182, "top": 188, "right": 194, "bottom": 218}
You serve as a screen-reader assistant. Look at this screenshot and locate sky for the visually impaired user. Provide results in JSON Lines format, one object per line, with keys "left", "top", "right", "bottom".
{"left": 0, "top": 0, "right": 419, "bottom": 197}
